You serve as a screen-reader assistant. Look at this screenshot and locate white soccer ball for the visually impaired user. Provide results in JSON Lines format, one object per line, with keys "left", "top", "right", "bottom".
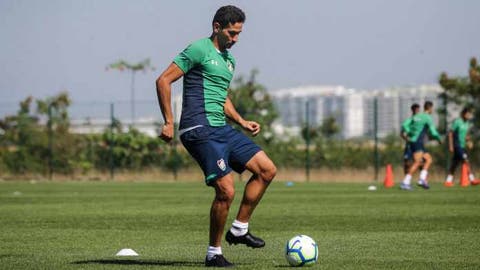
{"left": 285, "top": 235, "right": 319, "bottom": 267}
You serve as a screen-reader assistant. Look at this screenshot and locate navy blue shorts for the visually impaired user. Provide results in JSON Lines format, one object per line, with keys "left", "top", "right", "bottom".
{"left": 453, "top": 147, "right": 468, "bottom": 161}
{"left": 408, "top": 141, "right": 427, "bottom": 154}
{"left": 403, "top": 143, "right": 413, "bottom": 160}
{"left": 180, "top": 125, "right": 262, "bottom": 186}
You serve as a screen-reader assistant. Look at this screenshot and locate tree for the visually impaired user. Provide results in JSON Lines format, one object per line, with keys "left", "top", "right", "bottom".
{"left": 228, "top": 69, "right": 278, "bottom": 144}
{"left": 0, "top": 96, "right": 47, "bottom": 174}
{"left": 439, "top": 57, "right": 480, "bottom": 119}
{"left": 320, "top": 116, "right": 340, "bottom": 138}
{"left": 301, "top": 126, "right": 320, "bottom": 142}
{"left": 37, "top": 93, "right": 79, "bottom": 175}
{"left": 36, "top": 92, "right": 71, "bottom": 133}
{"left": 439, "top": 57, "right": 480, "bottom": 165}
{"left": 106, "top": 59, "right": 156, "bottom": 125}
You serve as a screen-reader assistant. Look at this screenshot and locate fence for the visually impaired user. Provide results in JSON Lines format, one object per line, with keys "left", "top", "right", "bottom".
{"left": 0, "top": 95, "right": 478, "bottom": 182}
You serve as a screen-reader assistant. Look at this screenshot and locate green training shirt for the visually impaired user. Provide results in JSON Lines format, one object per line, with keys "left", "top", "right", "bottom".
{"left": 401, "top": 117, "right": 413, "bottom": 133}
{"left": 450, "top": 117, "right": 471, "bottom": 148}
{"left": 173, "top": 38, "right": 235, "bottom": 129}
{"left": 402, "top": 112, "right": 441, "bottom": 143}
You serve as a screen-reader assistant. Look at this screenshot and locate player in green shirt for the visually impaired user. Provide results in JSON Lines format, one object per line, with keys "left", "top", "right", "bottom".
{"left": 444, "top": 107, "right": 480, "bottom": 187}
{"left": 156, "top": 6, "right": 276, "bottom": 267}
{"left": 400, "top": 101, "right": 442, "bottom": 190}
{"left": 400, "top": 103, "right": 420, "bottom": 174}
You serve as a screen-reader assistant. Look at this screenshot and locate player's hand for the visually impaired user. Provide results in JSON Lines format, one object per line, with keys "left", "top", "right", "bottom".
{"left": 466, "top": 141, "right": 474, "bottom": 150}
{"left": 241, "top": 120, "right": 261, "bottom": 136}
{"left": 449, "top": 146, "right": 454, "bottom": 153}
{"left": 159, "top": 123, "right": 174, "bottom": 143}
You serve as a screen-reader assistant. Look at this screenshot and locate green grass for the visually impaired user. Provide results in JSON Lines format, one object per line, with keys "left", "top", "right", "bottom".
{"left": 1, "top": 181, "right": 480, "bottom": 270}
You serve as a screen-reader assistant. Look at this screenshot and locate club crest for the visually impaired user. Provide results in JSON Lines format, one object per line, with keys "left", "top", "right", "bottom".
{"left": 217, "top": 158, "right": 226, "bottom": 171}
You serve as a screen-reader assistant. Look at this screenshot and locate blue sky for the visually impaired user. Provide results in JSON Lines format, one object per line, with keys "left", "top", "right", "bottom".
{"left": 1, "top": 0, "right": 479, "bottom": 105}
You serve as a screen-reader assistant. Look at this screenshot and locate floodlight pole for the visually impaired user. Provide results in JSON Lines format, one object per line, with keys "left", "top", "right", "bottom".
{"left": 305, "top": 100, "right": 311, "bottom": 182}
{"left": 106, "top": 59, "right": 155, "bottom": 128}
{"left": 130, "top": 70, "right": 136, "bottom": 126}
{"left": 109, "top": 102, "right": 115, "bottom": 180}
{"left": 47, "top": 104, "right": 53, "bottom": 180}
{"left": 443, "top": 91, "right": 449, "bottom": 174}
{"left": 373, "top": 97, "right": 379, "bottom": 182}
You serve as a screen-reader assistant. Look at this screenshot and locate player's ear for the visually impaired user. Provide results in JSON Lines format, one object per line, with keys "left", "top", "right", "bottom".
{"left": 213, "top": 22, "right": 221, "bottom": 34}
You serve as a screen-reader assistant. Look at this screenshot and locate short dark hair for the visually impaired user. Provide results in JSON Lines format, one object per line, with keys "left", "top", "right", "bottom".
{"left": 424, "top": 101, "right": 433, "bottom": 110}
{"left": 213, "top": 5, "right": 245, "bottom": 28}
{"left": 411, "top": 103, "right": 420, "bottom": 112}
{"left": 461, "top": 107, "right": 472, "bottom": 116}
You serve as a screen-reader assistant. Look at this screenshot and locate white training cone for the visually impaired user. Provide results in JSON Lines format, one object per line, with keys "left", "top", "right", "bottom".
{"left": 116, "top": 248, "right": 139, "bottom": 256}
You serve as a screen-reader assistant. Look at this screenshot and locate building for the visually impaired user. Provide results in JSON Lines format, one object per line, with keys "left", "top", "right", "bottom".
{"left": 270, "top": 84, "right": 445, "bottom": 139}
{"left": 67, "top": 84, "right": 448, "bottom": 139}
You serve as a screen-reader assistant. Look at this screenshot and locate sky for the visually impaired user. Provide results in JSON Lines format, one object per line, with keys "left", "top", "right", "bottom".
{"left": 0, "top": 0, "right": 479, "bottom": 106}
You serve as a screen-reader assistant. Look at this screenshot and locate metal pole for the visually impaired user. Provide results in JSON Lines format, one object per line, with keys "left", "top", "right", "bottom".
{"left": 374, "top": 97, "right": 379, "bottom": 182}
{"left": 109, "top": 103, "right": 115, "bottom": 180}
{"left": 305, "top": 100, "right": 311, "bottom": 182}
{"left": 443, "top": 91, "right": 449, "bottom": 173}
{"left": 47, "top": 104, "right": 53, "bottom": 180}
{"left": 173, "top": 101, "right": 178, "bottom": 181}
{"left": 130, "top": 71, "right": 136, "bottom": 127}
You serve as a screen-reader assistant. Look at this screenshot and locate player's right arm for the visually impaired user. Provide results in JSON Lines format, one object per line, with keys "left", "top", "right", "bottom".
{"left": 448, "top": 131, "right": 454, "bottom": 153}
{"left": 400, "top": 118, "right": 412, "bottom": 141}
{"left": 156, "top": 63, "right": 184, "bottom": 142}
{"left": 448, "top": 119, "right": 459, "bottom": 152}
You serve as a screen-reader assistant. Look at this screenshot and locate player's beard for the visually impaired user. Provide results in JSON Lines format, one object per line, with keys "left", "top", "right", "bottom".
{"left": 225, "top": 41, "right": 235, "bottom": 49}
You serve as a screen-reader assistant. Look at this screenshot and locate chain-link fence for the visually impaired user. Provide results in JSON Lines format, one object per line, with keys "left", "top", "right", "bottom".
{"left": 0, "top": 94, "right": 478, "bottom": 182}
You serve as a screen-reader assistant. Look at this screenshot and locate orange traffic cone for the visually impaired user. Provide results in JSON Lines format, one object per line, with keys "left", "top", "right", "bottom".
{"left": 460, "top": 163, "right": 470, "bottom": 187}
{"left": 383, "top": 164, "right": 395, "bottom": 188}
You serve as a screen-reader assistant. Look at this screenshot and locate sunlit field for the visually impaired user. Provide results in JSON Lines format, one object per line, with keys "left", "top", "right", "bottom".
{"left": 1, "top": 181, "right": 479, "bottom": 269}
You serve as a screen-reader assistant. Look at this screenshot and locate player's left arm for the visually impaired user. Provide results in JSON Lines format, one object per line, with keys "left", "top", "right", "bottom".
{"left": 224, "top": 97, "right": 260, "bottom": 136}
{"left": 466, "top": 124, "right": 473, "bottom": 149}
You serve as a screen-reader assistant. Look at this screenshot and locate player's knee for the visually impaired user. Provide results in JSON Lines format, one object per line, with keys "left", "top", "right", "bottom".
{"left": 216, "top": 186, "right": 235, "bottom": 203}
{"left": 261, "top": 164, "right": 277, "bottom": 183}
{"left": 412, "top": 160, "right": 422, "bottom": 167}
{"left": 423, "top": 157, "right": 432, "bottom": 166}
{"left": 424, "top": 159, "right": 432, "bottom": 166}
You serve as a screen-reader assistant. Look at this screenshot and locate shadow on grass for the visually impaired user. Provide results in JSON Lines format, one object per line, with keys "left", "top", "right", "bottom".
{"left": 72, "top": 259, "right": 204, "bottom": 267}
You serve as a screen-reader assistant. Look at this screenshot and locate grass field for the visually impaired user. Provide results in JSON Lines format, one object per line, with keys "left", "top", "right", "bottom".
{"left": 1, "top": 181, "right": 480, "bottom": 270}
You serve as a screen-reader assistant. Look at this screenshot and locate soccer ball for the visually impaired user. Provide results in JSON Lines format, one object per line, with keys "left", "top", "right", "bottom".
{"left": 285, "top": 235, "right": 318, "bottom": 267}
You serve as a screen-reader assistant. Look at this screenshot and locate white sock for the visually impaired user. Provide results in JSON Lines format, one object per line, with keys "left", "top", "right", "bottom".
{"left": 469, "top": 173, "right": 475, "bottom": 181}
{"left": 230, "top": 219, "right": 248, "bottom": 237}
{"left": 206, "top": 246, "right": 222, "bottom": 260}
{"left": 402, "top": 174, "right": 412, "bottom": 185}
{"left": 446, "top": 175, "right": 453, "bottom": 183}
{"left": 419, "top": 170, "right": 428, "bottom": 182}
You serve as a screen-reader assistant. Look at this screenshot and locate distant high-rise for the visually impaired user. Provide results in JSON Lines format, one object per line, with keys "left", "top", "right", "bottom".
{"left": 269, "top": 85, "right": 444, "bottom": 139}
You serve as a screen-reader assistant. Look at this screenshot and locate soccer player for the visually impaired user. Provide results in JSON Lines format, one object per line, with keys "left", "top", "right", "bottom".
{"left": 444, "top": 107, "right": 480, "bottom": 187}
{"left": 400, "top": 101, "right": 442, "bottom": 190}
{"left": 155, "top": 6, "right": 276, "bottom": 267}
{"left": 401, "top": 103, "right": 421, "bottom": 174}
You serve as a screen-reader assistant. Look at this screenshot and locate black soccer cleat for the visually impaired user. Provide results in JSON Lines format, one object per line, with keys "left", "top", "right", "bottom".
{"left": 205, "top": 254, "right": 235, "bottom": 268}
{"left": 225, "top": 230, "right": 265, "bottom": 248}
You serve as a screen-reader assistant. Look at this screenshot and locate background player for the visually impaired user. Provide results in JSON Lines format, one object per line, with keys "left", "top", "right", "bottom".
{"left": 444, "top": 107, "right": 480, "bottom": 187}
{"left": 156, "top": 5, "right": 276, "bottom": 267}
{"left": 400, "top": 101, "right": 442, "bottom": 190}
{"left": 401, "top": 103, "right": 421, "bottom": 174}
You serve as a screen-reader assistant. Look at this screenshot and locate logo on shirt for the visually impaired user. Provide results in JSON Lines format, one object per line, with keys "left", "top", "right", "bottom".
{"left": 217, "top": 158, "right": 227, "bottom": 171}
{"left": 226, "top": 60, "right": 234, "bottom": 72}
